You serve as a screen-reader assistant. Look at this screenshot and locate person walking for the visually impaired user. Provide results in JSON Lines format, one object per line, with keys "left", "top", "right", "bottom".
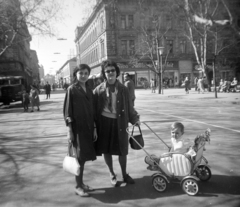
{"left": 184, "top": 77, "right": 191, "bottom": 94}
{"left": 194, "top": 77, "right": 198, "bottom": 91}
{"left": 45, "top": 82, "right": 51, "bottom": 99}
{"left": 197, "top": 77, "right": 205, "bottom": 94}
{"left": 22, "top": 89, "right": 30, "bottom": 112}
{"left": 124, "top": 73, "right": 136, "bottom": 106}
{"left": 29, "top": 85, "right": 40, "bottom": 112}
{"left": 93, "top": 60, "right": 140, "bottom": 186}
{"left": 63, "top": 64, "right": 96, "bottom": 197}
{"left": 150, "top": 78, "right": 156, "bottom": 93}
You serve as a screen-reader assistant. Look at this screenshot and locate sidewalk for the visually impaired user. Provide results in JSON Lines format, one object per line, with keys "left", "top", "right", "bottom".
{"left": 1, "top": 89, "right": 240, "bottom": 207}
{"left": 137, "top": 88, "right": 240, "bottom": 105}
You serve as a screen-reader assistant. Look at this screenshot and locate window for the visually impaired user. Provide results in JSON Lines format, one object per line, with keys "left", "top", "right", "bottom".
{"left": 121, "top": 40, "right": 135, "bottom": 55}
{"left": 100, "top": 16, "right": 105, "bottom": 32}
{"left": 100, "top": 40, "right": 105, "bottom": 58}
{"left": 128, "top": 15, "right": 134, "bottom": 28}
{"left": 166, "top": 40, "right": 173, "bottom": 53}
{"left": 121, "top": 15, "right": 134, "bottom": 29}
{"left": 166, "top": 15, "right": 172, "bottom": 28}
{"left": 121, "top": 15, "right": 126, "bottom": 29}
{"left": 179, "top": 40, "right": 186, "bottom": 53}
{"left": 193, "top": 40, "right": 200, "bottom": 51}
{"left": 121, "top": 40, "right": 127, "bottom": 55}
{"left": 179, "top": 17, "right": 185, "bottom": 29}
{"left": 129, "top": 40, "right": 135, "bottom": 55}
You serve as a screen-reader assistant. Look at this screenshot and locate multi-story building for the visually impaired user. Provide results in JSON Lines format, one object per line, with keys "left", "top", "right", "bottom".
{"left": 56, "top": 57, "right": 77, "bottom": 88}
{"left": 39, "top": 65, "right": 45, "bottom": 84}
{"left": 74, "top": 0, "right": 240, "bottom": 87}
{"left": 0, "top": 0, "right": 38, "bottom": 86}
{"left": 30, "top": 50, "right": 40, "bottom": 85}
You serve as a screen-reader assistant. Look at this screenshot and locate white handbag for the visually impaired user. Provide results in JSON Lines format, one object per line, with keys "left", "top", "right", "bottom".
{"left": 63, "top": 143, "right": 80, "bottom": 176}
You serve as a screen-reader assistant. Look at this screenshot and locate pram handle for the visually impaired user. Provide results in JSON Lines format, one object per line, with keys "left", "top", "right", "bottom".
{"left": 142, "top": 122, "right": 171, "bottom": 150}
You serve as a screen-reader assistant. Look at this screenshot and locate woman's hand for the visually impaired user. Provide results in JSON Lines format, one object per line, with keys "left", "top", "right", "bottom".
{"left": 67, "top": 127, "right": 74, "bottom": 143}
{"left": 134, "top": 121, "right": 141, "bottom": 126}
{"left": 93, "top": 128, "right": 98, "bottom": 142}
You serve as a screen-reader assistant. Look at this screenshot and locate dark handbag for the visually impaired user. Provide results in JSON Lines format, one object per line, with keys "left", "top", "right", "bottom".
{"left": 129, "top": 125, "right": 144, "bottom": 150}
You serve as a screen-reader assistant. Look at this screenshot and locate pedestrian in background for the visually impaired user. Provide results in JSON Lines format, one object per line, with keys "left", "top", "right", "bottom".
{"left": 124, "top": 73, "right": 136, "bottom": 106}
{"left": 63, "top": 64, "right": 96, "bottom": 197}
{"left": 22, "top": 89, "right": 30, "bottom": 112}
{"left": 197, "top": 77, "right": 205, "bottom": 94}
{"left": 194, "top": 77, "right": 198, "bottom": 91}
{"left": 93, "top": 60, "right": 140, "bottom": 187}
{"left": 44, "top": 82, "right": 51, "bottom": 99}
{"left": 150, "top": 78, "right": 156, "bottom": 93}
{"left": 29, "top": 85, "right": 40, "bottom": 112}
{"left": 184, "top": 77, "right": 191, "bottom": 94}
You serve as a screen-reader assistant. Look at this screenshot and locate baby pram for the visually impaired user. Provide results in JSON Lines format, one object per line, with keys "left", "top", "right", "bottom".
{"left": 127, "top": 122, "right": 211, "bottom": 196}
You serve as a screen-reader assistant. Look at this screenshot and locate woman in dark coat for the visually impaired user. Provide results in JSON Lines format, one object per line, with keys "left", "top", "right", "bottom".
{"left": 63, "top": 64, "right": 96, "bottom": 197}
{"left": 93, "top": 60, "right": 140, "bottom": 186}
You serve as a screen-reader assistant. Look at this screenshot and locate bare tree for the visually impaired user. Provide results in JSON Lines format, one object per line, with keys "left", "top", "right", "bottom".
{"left": 0, "top": 0, "right": 63, "bottom": 56}
{"left": 174, "top": 0, "right": 237, "bottom": 91}
{"left": 127, "top": 0, "right": 174, "bottom": 94}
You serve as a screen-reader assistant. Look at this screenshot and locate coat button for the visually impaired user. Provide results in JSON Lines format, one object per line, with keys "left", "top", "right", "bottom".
{"left": 120, "top": 129, "right": 122, "bottom": 131}
{"left": 119, "top": 115, "right": 121, "bottom": 117}
{"left": 122, "top": 110, "right": 124, "bottom": 112}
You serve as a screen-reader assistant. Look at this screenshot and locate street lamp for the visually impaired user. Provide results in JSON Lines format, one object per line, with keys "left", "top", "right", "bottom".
{"left": 57, "top": 38, "right": 67, "bottom": 40}
{"left": 212, "top": 54, "right": 218, "bottom": 98}
{"left": 158, "top": 46, "right": 164, "bottom": 94}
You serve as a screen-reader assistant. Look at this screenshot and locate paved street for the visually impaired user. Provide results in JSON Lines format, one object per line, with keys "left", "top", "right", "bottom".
{"left": 0, "top": 88, "right": 240, "bottom": 207}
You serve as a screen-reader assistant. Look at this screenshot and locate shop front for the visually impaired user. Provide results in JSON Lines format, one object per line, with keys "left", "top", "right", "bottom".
{"left": 179, "top": 60, "right": 193, "bottom": 86}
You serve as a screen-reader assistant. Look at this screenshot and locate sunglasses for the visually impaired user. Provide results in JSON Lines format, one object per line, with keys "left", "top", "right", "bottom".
{"left": 105, "top": 69, "right": 116, "bottom": 74}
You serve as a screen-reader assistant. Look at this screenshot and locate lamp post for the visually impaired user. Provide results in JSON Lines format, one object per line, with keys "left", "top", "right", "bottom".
{"left": 158, "top": 46, "right": 164, "bottom": 94}
{"left": 212, "top": 54, "right": 217, "bottom": 98}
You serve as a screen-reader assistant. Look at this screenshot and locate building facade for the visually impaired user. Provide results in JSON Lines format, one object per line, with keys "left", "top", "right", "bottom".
{"left": 55, "top": 57, "right": 77, "bottom": 88}
{"left": 0, "top": 0, "right": 39, "bottom": 86}
{"left": 74, "top": 0, "right": 240, "bottom": 87}
{"left": 39, "top": 65, "right": 45, "bottom": 84}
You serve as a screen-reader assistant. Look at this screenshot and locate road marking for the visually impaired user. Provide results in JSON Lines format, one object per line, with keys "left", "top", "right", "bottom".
{"left": 139, "top": 108, "right": 240, "bottom": 133}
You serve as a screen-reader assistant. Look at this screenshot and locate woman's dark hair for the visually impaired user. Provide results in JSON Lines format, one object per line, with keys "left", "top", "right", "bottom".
{"left": 73, "top": 64, "right": 91, "bottom": 83}
{"left": 101, "top": 60, "right": 120, "bottom": 80}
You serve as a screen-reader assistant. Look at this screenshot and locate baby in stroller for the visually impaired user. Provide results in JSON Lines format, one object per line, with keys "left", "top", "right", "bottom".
{"left": 146, "top": 122, "right": 189, "bottom": 166}
{"left": 169, "top": 122, "right": 190, "bottom": 153}
{"left": 126, "top": 121, "right": 211, "bottom": 195}
{"left": 144, "top": 122, "right": 211, "bottom": 195}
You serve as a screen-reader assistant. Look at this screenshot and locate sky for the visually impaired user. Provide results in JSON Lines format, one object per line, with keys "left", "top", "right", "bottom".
{"left": 30, "top": 1, "right": 95, "bottom": 76}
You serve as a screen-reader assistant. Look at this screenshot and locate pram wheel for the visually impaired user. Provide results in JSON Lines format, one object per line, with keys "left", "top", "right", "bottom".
{"left": 181, "top": 178, "right": 199, "bottom": 196}
{"left": 152, "top": 175, "right": 167, "bottom": 192}
{"left": 195, "top": 165, "right": 211, "bottom": 181}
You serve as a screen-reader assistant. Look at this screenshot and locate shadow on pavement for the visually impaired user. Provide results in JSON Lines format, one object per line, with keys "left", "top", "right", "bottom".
{"left": 0, "top": 101, "right": 57, "bottom": 114}
{"left": 90, "top": 175, "right": 240, "bottom": 204}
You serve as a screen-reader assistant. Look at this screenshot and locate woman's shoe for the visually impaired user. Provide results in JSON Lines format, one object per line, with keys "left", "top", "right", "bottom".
{"left": 30, "top": 110, "right": 34, "bottom": 112}
{"left": 82, "top": 184, "right": 94, "bottom": 192}
{"left": 110, "top": 174, "right": 117, "bottom": 187}
{"left": 37, "top": 108, "right": 40, "bottom": 111}
{"left": 75, "top": 188, "right": 89, "bottom": 197}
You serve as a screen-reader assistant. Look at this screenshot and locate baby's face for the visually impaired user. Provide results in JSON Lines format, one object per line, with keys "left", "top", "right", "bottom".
{"left": 171, "top": 127, "right": 183, "bottom": 140}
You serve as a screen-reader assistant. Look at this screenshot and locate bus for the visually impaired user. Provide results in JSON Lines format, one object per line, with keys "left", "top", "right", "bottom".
{"left": 0, "top": 76, "right": 26, "bottom": 105}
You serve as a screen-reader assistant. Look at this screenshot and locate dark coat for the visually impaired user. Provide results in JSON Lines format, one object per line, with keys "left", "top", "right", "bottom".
{"left": 63, "top": 83, "right": 96, "bottom": 162}
{"left": 93, "top": 80, "right": 139, "bottom": 155}
{"left": 45, "top": 84, "right": 51, "bottom": 94}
